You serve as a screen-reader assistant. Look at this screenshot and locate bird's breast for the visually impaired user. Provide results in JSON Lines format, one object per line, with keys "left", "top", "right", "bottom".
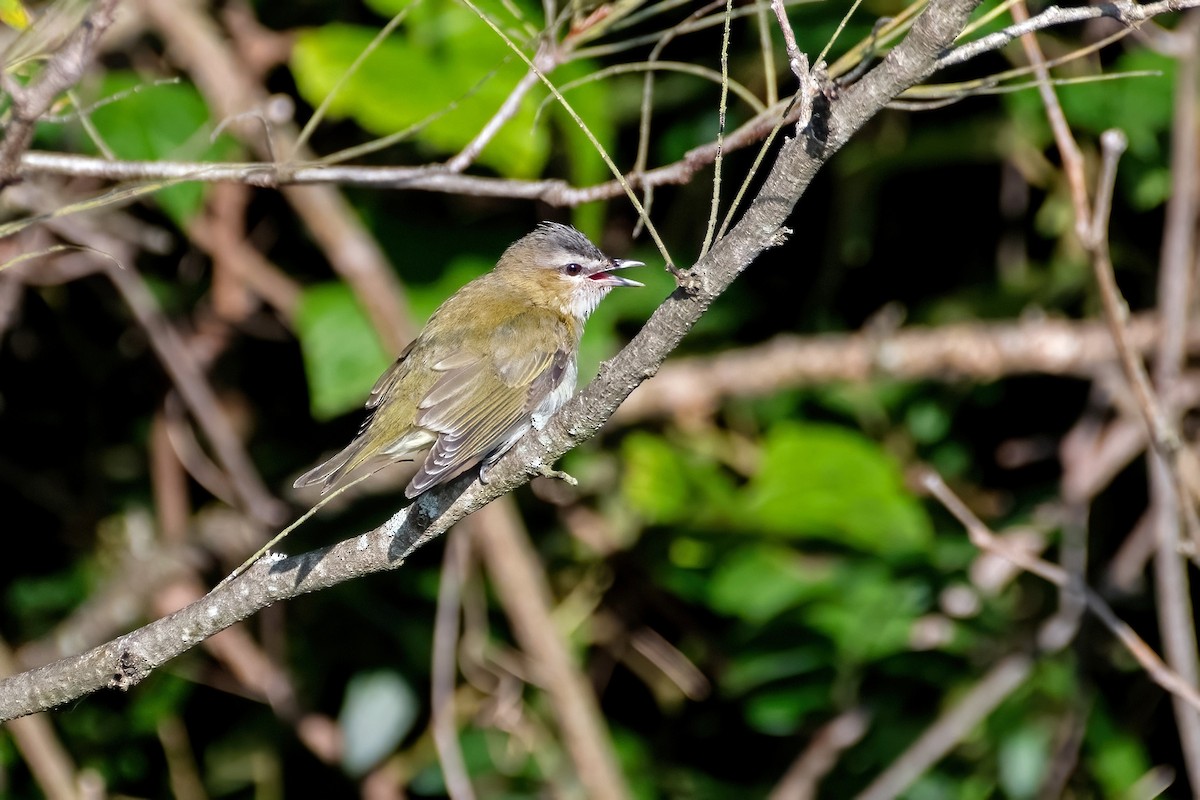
{"left": 531, "top": 356, "right": 577, "bottom": 431}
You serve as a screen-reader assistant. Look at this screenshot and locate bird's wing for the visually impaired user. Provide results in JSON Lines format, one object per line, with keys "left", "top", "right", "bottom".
{"left": 406, "top": 313, "right": 570, "bottom": 496}
{"left": 366, "top": 338, "right": 417, "bottom": 409}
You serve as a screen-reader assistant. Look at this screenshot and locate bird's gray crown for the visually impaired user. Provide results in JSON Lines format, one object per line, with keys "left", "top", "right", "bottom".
{"left": 529, "top": 221, "right": 605, "bottom": 261}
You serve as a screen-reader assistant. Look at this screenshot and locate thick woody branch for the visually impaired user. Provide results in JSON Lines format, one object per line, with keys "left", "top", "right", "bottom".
{"left": 0, "top": 0, "right": 983, "bottom": 723}
{"left": 616, "top": 313, "right": 1199, "bottom": 422}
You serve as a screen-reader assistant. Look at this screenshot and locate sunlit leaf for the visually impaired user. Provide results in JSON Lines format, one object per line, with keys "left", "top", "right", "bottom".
{"left": 743, "top": 422, "right": 932, "bottom": 555}
{"left": 86, "top": 72, "right": 237, "bottom": 225}
{"left": 296, "top": 282, "right": 392, "bottom": 420}
{"left": 802, "top": 564, "right": 930, "bottom": 663}
{"left": 291, "top": 5, "right": 550, "bottom": 178}
{"left": 743, "top": 684, "right": 830, "bottom": 735}
{"left": 708, "top": 543, "right": 835, "bottom": 623}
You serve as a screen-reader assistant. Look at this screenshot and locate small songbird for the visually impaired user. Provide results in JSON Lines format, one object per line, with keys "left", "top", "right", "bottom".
{"left": 295, "top": 222, "right": 644, "bottom": 499}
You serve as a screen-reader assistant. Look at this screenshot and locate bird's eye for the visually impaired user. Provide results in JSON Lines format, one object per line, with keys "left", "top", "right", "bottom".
{"left": 562, "top": 263, "right": 583, "bottom": 276}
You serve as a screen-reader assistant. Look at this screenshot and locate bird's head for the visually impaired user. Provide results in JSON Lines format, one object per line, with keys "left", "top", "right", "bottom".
{"left": 495, "top": 222, "right": 643, "bottom": 321}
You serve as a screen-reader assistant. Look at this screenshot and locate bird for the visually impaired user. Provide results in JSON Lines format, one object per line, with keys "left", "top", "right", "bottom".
{"left": 294, "top": 222, "right": 644, "bottom": 500}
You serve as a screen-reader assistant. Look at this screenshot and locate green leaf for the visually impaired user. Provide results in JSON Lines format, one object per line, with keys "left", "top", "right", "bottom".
{"left": 1058, "top": 51, "right": 1174, "bottom": 160}
{"left": 296, "top": 282, "right": 392, "bottom": 420}
{"left": 743, "top": 422, "right": 932, "bottom": 555}
{"left": 743, "top": 684, "right": 831, "bottom": 735}
{"left": 707, "top": 544, "right": 835, "bottom": 624}
{"left": 721, "top": 644, "right": 829, "bottom": 696}
{"left": 621, "top": 432, "right": 694, "bottom": 525}
{"left": 290, "top": 4, "right": 550, "bottom": 177}
{"left": 339, "top": 670, "right": 419, "bottom": 777}
{"left": 801, "top": 564, "right": 929, "bottom": 664}
{"left": 1086, "top": 704, "right": 1153, "bottom": 797}
{"left": 86, "top": 72, "right": 236, "bottom": 225}
{"left": 998, "top": 724, "right": 1052, "bottom": 799}
{"left": 620, "top": 432, "right": 736, "bottom": 526}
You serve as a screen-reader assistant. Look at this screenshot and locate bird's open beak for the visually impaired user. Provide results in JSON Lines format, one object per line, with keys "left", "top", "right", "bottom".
{"left": 588, "top": 258, "right": 645, "bottom": 288}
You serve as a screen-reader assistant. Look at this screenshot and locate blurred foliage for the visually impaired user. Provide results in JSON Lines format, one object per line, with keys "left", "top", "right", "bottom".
{"left": 0, "top": 0, "right": 1191, "bottom": 797}
{"left": 84, "top": 72, "right": 239, "bottom": 225}
{"left": 296, "top": 282, "right": 392, "bottom": 419}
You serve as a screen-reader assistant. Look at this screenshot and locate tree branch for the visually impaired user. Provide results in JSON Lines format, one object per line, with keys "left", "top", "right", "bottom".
{"left": 0, "top": 0, "right": 984, "bottom": 723}
{"left": 615, "top": 313, "right": 1199, "bottom": 423}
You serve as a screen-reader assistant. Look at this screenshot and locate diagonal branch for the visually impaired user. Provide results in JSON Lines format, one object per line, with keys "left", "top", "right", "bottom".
{"left": 0, "top": 0, "right": 984, "bottom": 723}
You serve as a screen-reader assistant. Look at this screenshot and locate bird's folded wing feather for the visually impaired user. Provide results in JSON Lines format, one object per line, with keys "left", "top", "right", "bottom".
{"left": 408, "top": 314, "right": 569, "bottom": 495}
{"left": 366, "top": 339, "right": 417, "bottom": 410}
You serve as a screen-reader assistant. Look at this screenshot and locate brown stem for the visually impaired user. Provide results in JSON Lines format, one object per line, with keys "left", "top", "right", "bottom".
{"left": 470, "top": 502, "right": 630, "bottom": 800}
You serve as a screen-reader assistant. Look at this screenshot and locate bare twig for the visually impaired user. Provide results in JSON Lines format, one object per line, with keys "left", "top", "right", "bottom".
{"left": 156, "top": 716, "right": 208, "bottom": 800}
{"left": 15, "top": 93, "right": 803, "bottom": 204}
{"left": 856, "top": 653, "right": 1034, "bottom": 800}
{"left": 187, "top": 183, "right": 302, "bottom": 321}
{"left": 940, "top": 0, "right": 1200, "bottom": 68}
{"left": 444, "top": 63, "right": 546, "bottom": 174}
{"left": 104, "top": 261, "right": 286, "bottom": 525}
{"left": 1010, "top": 0, "right": 1089, "bottom": 243}
{"left": 469, "top": 502, "right": 630, "bottom": 800}
{"left": 139, "top": 0, "right": 416, "bottom": 351}
{"left": 770, "top": 0, "right": 807, "bottom": 82}
{"left": 769, "top": 709, "right": 870, "bottom": 800}
{"left": 431, "top": 529, "right": 477, "bottom": 800}
{"left": 1148, "top": 12, "right": 1200, "bottom": 787}
{"left": 921, "top": 470, "right": 1200, "bottom": 714}
{"left": 699, "top": 0, "right": 734, "bottom": 259}
{"left": 458, "top": 0, "right": 672, "bottom": 271}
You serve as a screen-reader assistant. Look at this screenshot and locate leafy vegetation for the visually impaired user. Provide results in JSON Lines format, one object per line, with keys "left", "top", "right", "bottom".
{"left": 0, "top": 0, "right": 1195, "bottom": 797}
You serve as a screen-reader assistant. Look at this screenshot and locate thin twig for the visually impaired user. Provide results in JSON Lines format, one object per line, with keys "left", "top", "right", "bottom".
{"left": 1148, "top": 12, "right": 1200, "bottom": 787}
{"left": 469, "top": 501, "right": 631, "bottom": 800}
{"left": 615, "top": 313, "right": 1200, "bottom": 423}
{"left": 940, "top": 0, "right": 1200, "bottom": 68}
{"left": 458, "top": 0, "right": 674, "bottom": 272}
{"left": 1011, "top": 0, "right": 1090, "bottom": 243}
{"left": 140, "top": 0, "right": 417, "bottom": 351}
{"left": 699, "top": 0, "right": 734, "bottom": 259}
{"left": 856, "top": 653, "right": 1034, "bottom": 800}
{"left": 920, "top": 470, "right": 1200, "bottom": 714}
{"left": 292, "top": 0, "right": 419, "bottom": 155}
{"left": 444, "top": 62, "right": 545, "bottom": 173}
{"left": 768, "top": 709, "right": 870, "bottom": 800}
{"left": 104, "top": 261, "right": 287, "bottom": 525}
{"left": 770, "top": 0, "right": 807, "bottom": 81}
{"left": 431, "top": 529, "right": 478, "bottom": 800}
{"left": 628, "top": 0, "right": 726, "bottom": 236}
{"left": 756, "top": 0, "right": 778, "bottom": 107}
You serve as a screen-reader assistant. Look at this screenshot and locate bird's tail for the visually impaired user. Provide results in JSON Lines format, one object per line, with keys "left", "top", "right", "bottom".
{"left": 293, "top": 440, "right": 367, "bottom": 494}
